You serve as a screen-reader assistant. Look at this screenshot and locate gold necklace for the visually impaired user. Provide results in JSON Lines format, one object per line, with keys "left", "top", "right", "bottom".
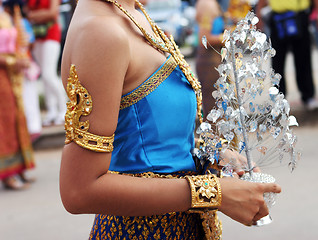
{"left": 102, "top": 0, "right": 203, "bottom": 123}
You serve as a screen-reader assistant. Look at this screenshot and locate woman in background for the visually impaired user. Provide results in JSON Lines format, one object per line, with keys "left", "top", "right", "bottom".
{"left": 27, "top": 0, "right": 66, "bottom": 126}
{"left": 195, "top": 0, "right": 225, "bottom": 118}
{"left": 4, "top": 0, "right": 42, "bottom": 142}
{"left": 0, "top": 0, "right": 35, "bottom": 190}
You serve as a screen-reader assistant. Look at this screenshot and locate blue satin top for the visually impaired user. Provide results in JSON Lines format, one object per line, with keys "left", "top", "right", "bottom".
{"left": 109, "top": 55, "right": 197, "bottom": 174}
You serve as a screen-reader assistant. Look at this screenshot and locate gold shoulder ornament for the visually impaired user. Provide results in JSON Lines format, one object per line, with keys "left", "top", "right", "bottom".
{"left": 64, "top": 65, "right": 114, "bottom": 152}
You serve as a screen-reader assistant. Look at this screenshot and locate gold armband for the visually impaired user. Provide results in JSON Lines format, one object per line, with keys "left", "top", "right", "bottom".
{"left": 185, "top": 174, "right": 222, "bottom": 211}
{"left": 64, "top": 65, "right": 114, "bottom": 153}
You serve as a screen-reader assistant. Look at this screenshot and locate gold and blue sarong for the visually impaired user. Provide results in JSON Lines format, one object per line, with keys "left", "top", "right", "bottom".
{"left": 90, "top": 211, "right": 204, "bottom": 240}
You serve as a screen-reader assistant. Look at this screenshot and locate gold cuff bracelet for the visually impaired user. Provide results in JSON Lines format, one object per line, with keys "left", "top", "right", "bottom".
{"left": 185, "top": 174, "right": 222, "bottom": 211}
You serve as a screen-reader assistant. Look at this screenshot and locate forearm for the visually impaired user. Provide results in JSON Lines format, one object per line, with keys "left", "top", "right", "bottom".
{"left": 60, "top": 145, "right": 191, "bottom": 216}
{"left": 28, "top": 0, "right": 60, "bottom": 24}
{"left": 80, "top": 173, "right": 191, "bottom": 216}
{"left": 28, "top": 9, "right": 59, "bottom": 23}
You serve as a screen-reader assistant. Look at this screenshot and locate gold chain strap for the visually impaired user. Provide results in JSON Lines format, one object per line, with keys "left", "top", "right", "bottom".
{"left": 102, "top": 0, "right": 203, "bottom": 123}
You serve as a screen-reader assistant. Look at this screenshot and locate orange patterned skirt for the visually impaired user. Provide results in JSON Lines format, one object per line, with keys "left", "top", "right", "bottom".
{"left": 0, "top": 67, "right": 34, "bottom": 179}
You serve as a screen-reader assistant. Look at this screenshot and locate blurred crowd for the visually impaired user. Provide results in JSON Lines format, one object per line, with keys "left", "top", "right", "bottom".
{"left": 0, "top": 0, "right": 70, "bottom": 190}
{"left": 143, "top": 0, "right": 318, "bottom": 116}
{"left": 1, "top": 0, "right": 318, "bottom": 190}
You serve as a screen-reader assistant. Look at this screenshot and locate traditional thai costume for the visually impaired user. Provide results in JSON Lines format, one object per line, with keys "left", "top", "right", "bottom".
{"left": 0, "top": 9, "right": 34, "bottom": 180}
{"left": 64, "top": 1, "right": 222, "bottom": 239}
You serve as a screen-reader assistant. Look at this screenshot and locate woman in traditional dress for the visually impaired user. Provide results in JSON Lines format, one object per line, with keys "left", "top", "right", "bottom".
{"left": 59, "top": 0, "right": 281, "bottom": 239}
{"left": 0, "top": 0, "right": 35, "bottom": 190}
{"left": 195, "top": 0, "right": 225, "bottom": 118}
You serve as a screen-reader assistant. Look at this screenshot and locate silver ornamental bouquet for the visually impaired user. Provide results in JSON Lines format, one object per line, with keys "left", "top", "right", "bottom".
{"left": 194, "top": 12, "right": 300, "bottom": 225}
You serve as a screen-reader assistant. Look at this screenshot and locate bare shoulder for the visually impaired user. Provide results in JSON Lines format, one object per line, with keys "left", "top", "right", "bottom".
{"left": 65, "top": 15, "right": 129, "bottom": 70}
{"left": 78, "top": 16, "right": 128, "bottom": 47}
{"left": 62, "top": 12, "right": 131, "bottom": 86}
{"left": 61, "top": 13, "right": 130, "bottom": 135}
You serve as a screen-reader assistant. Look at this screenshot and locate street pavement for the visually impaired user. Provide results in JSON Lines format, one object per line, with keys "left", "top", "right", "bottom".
{"left": 1, "top": 50, "right": 318, "bottom": 240}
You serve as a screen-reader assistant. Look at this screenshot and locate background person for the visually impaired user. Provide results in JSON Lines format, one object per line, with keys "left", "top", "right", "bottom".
{"left": 256, "top": 0, "right": 318, "bottom": 110}
{"left": 4, "top": 0, "right": 42, "bottom": 142}
{"left": 27, "top": 0, "right": 66, "bottom": 126}
{"left": 0, "top": 0, "right": 35, "bottom": 190}
{"left": 195, "top": 0, "right": 225, "bottom": 117}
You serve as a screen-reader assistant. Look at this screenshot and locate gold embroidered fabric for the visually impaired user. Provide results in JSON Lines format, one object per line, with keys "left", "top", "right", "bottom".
{"left": 120, "top": 56, "right": 177, "bottom": 110}
{"left": 89, "top": 211, "right": 204, "bottom": 240}
{"left": 201, "top": 210, "right": 223, "bottom": 240}
{"left": 64, "top": 65, "right": 114, "bottom": 152}
{"left": 106, "top": 171, "right": 222, "bottom": 240}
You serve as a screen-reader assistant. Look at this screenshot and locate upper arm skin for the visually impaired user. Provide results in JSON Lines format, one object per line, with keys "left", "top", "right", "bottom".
{"left": 59, "top": 18, "right": 191, "bottom": 216}
{"left": 60, "top": 18, "right": 129, "bottom": 212}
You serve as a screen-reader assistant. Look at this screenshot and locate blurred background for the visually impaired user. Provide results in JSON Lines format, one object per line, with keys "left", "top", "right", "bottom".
{"left": 1, "top": 0, "right": 318, "bottom": 239}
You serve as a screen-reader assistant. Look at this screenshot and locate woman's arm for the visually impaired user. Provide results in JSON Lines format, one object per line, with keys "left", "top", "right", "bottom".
{"left": 59, "top": 15, "right": 281, "bottom": 226}
{"left": 196, "top": 0, "right": 223, "bottom": 46}
{"left": 0, "top": 55, "right": 30, "bottom": 72}
{"left": 59, "top": 17, "right": 192, "bottom": 216}
{"left": 27, "top": 0, "right": 60, "bottom": 24}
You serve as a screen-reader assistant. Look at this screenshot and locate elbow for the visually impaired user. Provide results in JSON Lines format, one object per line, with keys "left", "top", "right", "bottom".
{"left": 60, "top": 188, "right": 88, "bottom": 215}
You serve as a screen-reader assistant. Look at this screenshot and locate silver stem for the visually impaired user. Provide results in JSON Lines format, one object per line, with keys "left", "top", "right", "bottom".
{"left": 229, "top": 39, "right": 254, "bottom": 177}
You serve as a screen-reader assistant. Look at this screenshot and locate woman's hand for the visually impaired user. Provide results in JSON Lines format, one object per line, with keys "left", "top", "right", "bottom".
{"left": 218, "top": 177, "right": 281, "bottom": 226}
{"left": 220, "top": 149, "right": 260, "bottom": 177}
{"left": 13, "top": 58, "right": 30, "bottom": 73}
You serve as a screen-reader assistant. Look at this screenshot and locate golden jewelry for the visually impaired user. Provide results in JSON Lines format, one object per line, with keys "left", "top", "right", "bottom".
{"left": 64, "top": 65, "right": 114, "bottom": 152}
{"left": 185, "top": 174, "right": 222, "bottom": 211}
{"left": 102, "top": 0, "right": 203, "bottom": 123}
{"left": 5, "top": 55, "right": 16, "bottom": 68}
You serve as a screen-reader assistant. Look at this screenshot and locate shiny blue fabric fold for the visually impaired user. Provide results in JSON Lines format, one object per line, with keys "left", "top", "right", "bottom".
{"left": 109, "top": 55, "right": 197, "bottom": 173}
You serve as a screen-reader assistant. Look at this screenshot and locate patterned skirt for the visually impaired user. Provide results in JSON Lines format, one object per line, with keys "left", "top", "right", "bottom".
{"left": 0, "top": 67, "right": 34, "bottom": 179}
{"left": 89, "top": 211, "right": 205, "bottom": 240}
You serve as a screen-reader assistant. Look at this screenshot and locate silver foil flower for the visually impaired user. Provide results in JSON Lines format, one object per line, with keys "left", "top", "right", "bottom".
{"left": 195, "top": 12, "right": 300, "bottom": 175}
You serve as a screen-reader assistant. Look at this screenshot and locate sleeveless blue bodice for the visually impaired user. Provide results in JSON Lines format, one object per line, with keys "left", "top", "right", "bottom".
{"left": 109, "top": 55, "right": 197, "bottom": 173}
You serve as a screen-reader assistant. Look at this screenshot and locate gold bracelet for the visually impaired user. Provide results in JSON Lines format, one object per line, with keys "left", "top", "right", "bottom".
{"left": 185, "top": 174, "right": 222, "bottom": 211}
{"left": 5, "top": 56, "right": 16, "bottom": 68}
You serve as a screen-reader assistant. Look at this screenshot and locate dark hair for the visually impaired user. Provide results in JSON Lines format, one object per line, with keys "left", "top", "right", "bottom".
{"left": 3, "top": 0, "right": 26, "bottom": 17}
